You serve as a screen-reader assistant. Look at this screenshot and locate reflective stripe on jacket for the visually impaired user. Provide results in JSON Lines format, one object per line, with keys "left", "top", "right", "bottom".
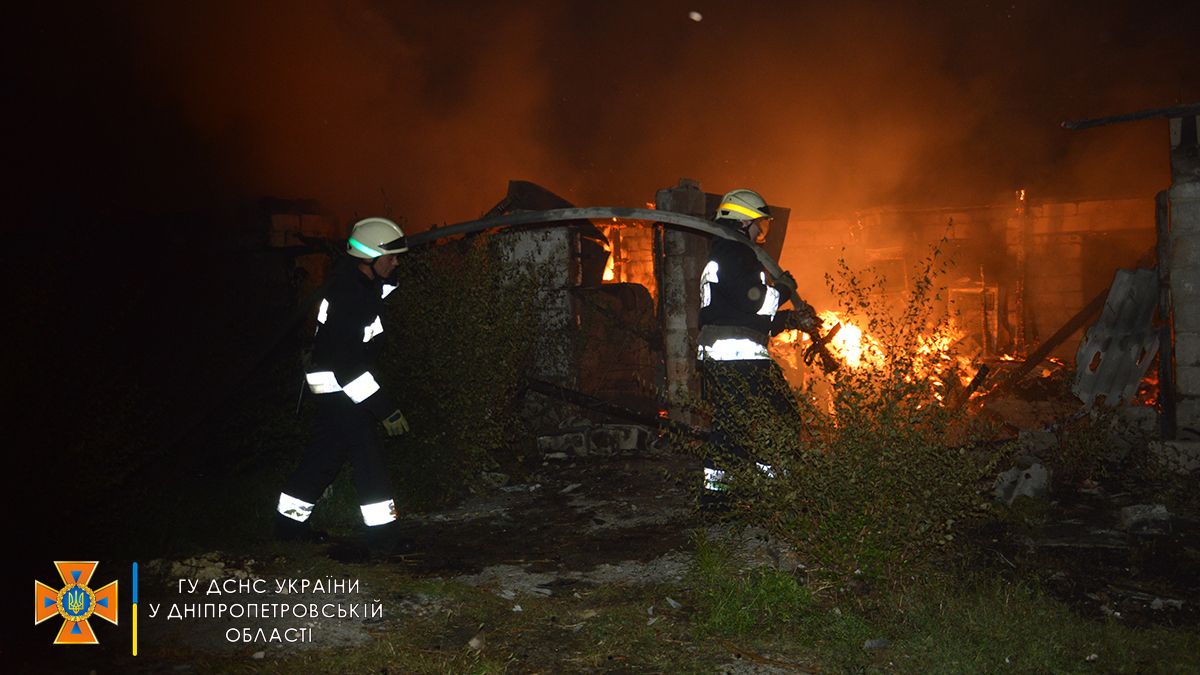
{"left": 699, "top": 236, "right": 780, "bottom": 361}
{"left": 304, "top": 261, "right": 396, "bottom": 417}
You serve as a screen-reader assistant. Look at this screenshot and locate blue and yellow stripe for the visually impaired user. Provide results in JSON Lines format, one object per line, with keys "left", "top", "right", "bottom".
{"left": 132, "top": 562, "right": 138, "bottom": 656}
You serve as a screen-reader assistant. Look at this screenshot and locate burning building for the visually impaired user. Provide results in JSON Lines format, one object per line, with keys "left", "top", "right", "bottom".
{"left": 486, "top": 179, "right": 1156, "bottom": 409}
{"left": 489, "top": 107, "right": 1198, "bottom": 457}
{"left": 263, "top": 103, "right": 1199, "bottom": 467}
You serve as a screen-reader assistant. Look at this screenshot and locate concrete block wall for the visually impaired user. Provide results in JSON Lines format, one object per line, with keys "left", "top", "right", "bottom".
{"left": 495, "top": 228, "right": 575, "bottom": 386}
{"left": 655, "top": 180, "right": 709, "bottom": 420}
{"left": 575, "top": 284, "right": 659, "bottom": 409}
{"left": 1025, "top": 233, "right": 1085, "bottom": 350}
{"left": 1028, "top": 198, "right": 1150, "bottom": 234}
{"left": 779, "top": 198, "right": 1153, "bottom": 359}
{"left": 611, "top": 224, "right": 658, "bottom": 303}
{"left": 1170, "top": 180, "right": 1200, "bottom": 436}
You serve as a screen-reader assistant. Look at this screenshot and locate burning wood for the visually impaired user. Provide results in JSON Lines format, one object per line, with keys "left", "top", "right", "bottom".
{"left": 771, "top": 308, "right": 982, "bottom": 407}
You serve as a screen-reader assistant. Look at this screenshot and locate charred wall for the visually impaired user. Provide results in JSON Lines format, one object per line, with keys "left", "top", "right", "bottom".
{"left": 780, "top": 196, "right": 1156, "bottom": 361}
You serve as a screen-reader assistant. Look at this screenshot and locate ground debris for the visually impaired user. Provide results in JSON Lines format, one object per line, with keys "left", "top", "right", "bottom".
{"left": 716, "top": 637, "right": 819, "bottom": 673}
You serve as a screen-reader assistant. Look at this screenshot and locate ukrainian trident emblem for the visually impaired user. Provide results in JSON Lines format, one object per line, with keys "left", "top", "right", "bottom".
{"left": 35, "top": 561, "right": 118, "bottom": 644}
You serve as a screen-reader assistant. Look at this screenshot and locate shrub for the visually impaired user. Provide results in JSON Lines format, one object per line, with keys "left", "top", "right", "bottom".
{"left": 707, "top": 238, "right": 1002, "bottom": 581}
{"left": 379, "top": 235, "right": 545, "bottom": 508}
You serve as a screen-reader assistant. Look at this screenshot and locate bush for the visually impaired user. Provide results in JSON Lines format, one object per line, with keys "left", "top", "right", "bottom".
{"left": 379, "top": 235, "right": 545, "bottom": 508}
{"left": 708, "top": 238, "right": 1002, "bottom": 581}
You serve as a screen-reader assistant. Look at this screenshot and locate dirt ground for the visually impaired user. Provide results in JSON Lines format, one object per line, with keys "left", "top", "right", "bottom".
{"left": 19, "top": 424, "right": 1199, "bottom": 673}
{"left": 69, "top": 452, "right": 741, "bottom": 671}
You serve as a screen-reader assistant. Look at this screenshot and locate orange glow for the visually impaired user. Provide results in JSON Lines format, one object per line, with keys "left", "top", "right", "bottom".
{"left": 600, "top": 223, "right": 616, "bottom": 281}
{"left": 597, "top": 221, "right": 658, "bottom": 301}
{"left": 1136, "top": 368, "right": 1159, "bottom": 406}
{"left": 776, "top": 309, "right": 978, "bottom": 404}
{"left": 814, "top": 310, "right": 884, "bottom": 369}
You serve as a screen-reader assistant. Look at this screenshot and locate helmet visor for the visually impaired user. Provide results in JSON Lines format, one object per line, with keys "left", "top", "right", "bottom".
{"left": 379, "top": 235, "right": 409, "bottom": 253}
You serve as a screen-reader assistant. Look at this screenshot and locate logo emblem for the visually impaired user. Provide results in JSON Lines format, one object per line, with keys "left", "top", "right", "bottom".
{"left": 35, "top": 561, "right": 118, "bottom": 645}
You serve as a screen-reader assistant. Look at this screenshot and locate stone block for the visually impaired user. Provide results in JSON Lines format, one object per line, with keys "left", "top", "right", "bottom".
{"left": 1178, "top": 365, "right": 1200, "bottom": 397}
{"left": 537, "top": 423, "right": 655, "bottom": 457}
{"left": 537, "top": 430, "right": 587, "bottom": 455}
{"left": 1173, "top": 305, "right": 1200, "bottom": 333}
{"left": 1174, "top": 332, "right": 1200, "bottom": 367}
{"left": 1173, "top": 398, "right": 1200, "bottom": 430}
{"left": 1170, "top": 181, "right": 1200, "bottom": 200}
{"left": 1119, "top": 504, "right": 1172, "bottom": 534}
{"left": 1038, "top": 202, "right": 1078, "bottom": 218}
{"left": 993, "top": 462, "right": 1051, "bottom": 505}
{"left": 587, "top": 424, "right": 653, "bottom": 455}
{"left": 1169, "top": 184, "right": 1200, "bottom": 235}
{"left": 1169, "top": 235, "right": 1200, "bottom": 270}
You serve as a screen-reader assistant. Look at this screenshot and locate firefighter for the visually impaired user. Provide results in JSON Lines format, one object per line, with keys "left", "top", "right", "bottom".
{"left": 697, "top": 189, "right": 817, "bottom": 510}
{"left": 276, "top": 217, "right": 412, "bottom": 546}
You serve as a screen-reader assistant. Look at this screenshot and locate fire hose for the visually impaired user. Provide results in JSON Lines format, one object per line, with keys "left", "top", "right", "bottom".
{"left": 409, "top": 206, "right": 841, "bottom": 369}
{"left": 292, "top": 206, "right": 843, "bottom": 417}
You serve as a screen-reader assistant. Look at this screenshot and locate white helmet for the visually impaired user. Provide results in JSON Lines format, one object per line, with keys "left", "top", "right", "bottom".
{"left": 715, "top": 188, "right": 770, "bottom": 222}
{"left": 347, "top": 217, "right": 409, "bottom": 259}
{"left": 715, "top": 189, "right": 771, "bottom": 243}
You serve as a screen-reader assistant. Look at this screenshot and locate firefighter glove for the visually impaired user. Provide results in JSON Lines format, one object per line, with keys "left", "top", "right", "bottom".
{"left": 771, "top": 309, "right": 802, "bottom": 336}
{"left": 775, "top": 271, "right": 797, "bottom": 305}
{"left": 793, "top": 298, "right": 820, "bottom": 334}
{"left": 382, "top": 409, "right": 410, "bottom": 436}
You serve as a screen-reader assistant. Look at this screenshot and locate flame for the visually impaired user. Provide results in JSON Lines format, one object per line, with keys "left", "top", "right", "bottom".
{"left": 601, "top": 224, "right": 616, "bottom": 281}
{"left": 787, "top": 310, "right": 979, "bottom": 402}
{"left": 813, "top": 310, "right": 883, "bottom": 369}
{"left": 595, "top": 221, "right": 657, "bottom": 300}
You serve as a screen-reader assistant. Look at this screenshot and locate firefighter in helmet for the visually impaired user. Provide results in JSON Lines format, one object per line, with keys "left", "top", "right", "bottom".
{"left": 697, "top": 189, "right": 817, "bottom": 510}
{"left": 276, "top": 217, "right": 412, "bottom": 545}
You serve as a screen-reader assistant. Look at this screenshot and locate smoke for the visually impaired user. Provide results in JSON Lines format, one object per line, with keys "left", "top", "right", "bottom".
{"left": 17, "top": 0, "right": 1200, "bottom": 230}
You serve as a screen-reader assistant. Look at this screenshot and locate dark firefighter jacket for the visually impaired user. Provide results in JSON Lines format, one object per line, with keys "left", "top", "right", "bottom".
{"left": 304, "top": 259, "right": 396, "bottom": 419}
{"left": 698, "top": 234, "right": 784, "bottom": 360}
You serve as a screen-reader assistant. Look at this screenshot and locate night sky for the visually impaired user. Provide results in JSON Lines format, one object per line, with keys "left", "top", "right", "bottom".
{"left": 13, "top": 0, "right": 1200, "bottom": 233}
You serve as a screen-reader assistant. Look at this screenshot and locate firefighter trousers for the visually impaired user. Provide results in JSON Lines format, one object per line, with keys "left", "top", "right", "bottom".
{"left": 699, "top": 358, "right": 800, "bottom": 478}
{"left": 282, "top": 393, "right": 395, "bottom": 521}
